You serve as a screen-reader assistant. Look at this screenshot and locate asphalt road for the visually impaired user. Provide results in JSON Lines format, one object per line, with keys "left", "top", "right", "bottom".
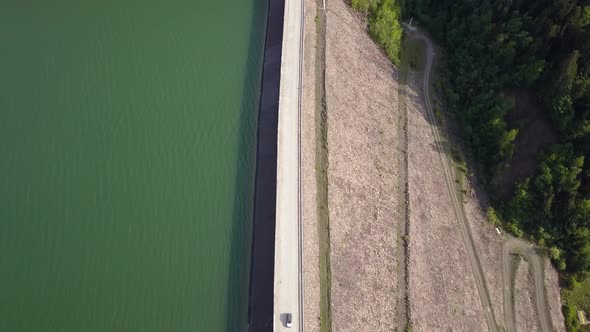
{"left": 407, "top": 28, "right": 500, "bottom": 332}
{"left": 502, "top": 238, "right": 553, "bottom": 332}
{"left": 273, "top": 0, "right": 304, "bottom": 329}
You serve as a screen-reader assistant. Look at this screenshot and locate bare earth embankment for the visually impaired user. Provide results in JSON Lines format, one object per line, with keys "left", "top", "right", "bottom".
{"left": 513, "top": 258, "right": 540, "bottom": 332}
{"left": 324, "top": 0, "right": 405, "bottom": 331}
{"left": 405, "top": 73, "right": 488, "bottom": 331}
{"left": 545, "top": 260, "right": 566, "bottom": 332}
{"left": 302, "top": 0, "right": 320, "bottom": 330}
{"left": 461, "top": 189, "right": 506, "bottom": 329}
{"left": 463, "top": 180, "right": 564, "bottom": 332}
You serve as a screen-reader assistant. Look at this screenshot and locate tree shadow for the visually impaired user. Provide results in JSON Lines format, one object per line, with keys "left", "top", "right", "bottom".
{"left": 430, "top": 140, "right": 450, "bottom": 156}
{"left": 400, "top": 72, "right": 438, "bottom": 128}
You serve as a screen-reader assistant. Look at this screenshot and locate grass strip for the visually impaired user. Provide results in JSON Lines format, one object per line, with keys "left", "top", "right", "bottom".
{"left": 315, "top": 4, "right": 332, "bottom": 332}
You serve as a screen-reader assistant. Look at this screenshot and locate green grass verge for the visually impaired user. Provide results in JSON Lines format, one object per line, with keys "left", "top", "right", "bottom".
{"left": 315, "top": 5, "right": 332, "bottom": 332}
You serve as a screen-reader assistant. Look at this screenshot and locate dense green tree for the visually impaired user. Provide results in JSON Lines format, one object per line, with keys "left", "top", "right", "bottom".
{"left": 352, "top": 0, "right": 404, "bottom": 65}
{"left": 351, "top": 0, "right": 379, "bottom": 15}
{"left": 544, "top": 51, "right": 580, "bottom": 132}
{"left": 370, "top": 0, "right": 403, "bottom": 64}
{"left": 504, "top": 145, "right": 587, "bottom": 274}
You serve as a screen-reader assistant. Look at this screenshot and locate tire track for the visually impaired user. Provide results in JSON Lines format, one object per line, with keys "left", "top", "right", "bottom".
{"left": 502, "top": 239, "right": 553, "bottom": 332}
{"left": 407, "top": 27, "right": 499, "bottom": 332}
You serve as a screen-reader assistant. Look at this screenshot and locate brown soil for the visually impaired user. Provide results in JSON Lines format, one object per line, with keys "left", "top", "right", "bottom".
{"left": 514, "top": 258, "right": 541, "bottom": 332}
{"left": 324, "top": 0, "right": 405, "bottom": 331}
{"left": 545, "top": 260, "right": 566, "bottom": 332}
{"left": 302, "top": 0, "right": 321, "bottom": 330}
{"left": 405, "top": 72, "right": 488, "bottom": 331}
{"left": 495, "top": 89, "right": 557, "bottom": 199}
{"left": 461, "top": 177, "right": 506, "bottom": 329}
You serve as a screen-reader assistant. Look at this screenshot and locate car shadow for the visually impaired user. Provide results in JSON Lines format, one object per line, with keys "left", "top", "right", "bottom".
{"left": 279, "top": 313, "right": 291, "bottom": 328}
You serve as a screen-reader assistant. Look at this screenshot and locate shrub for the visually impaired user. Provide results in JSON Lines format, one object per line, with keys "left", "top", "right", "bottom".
{"left": 563, "top": 304, "right": 580, "bottom": 332}
{"left": 506, "top": 222, "right": 524, "bottom": 238}
{"left": 369, "top": 0, "right": 403, "bottom": 65}
{"left": 486, "top": 207, "right": 502, "bottom": 227}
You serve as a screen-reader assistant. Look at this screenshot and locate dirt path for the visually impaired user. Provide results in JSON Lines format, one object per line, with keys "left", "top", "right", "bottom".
{"left": 502, "top": 239, "right": 553, "bottom": 332}
{"left": 407, "top": 27, "right": 499, "bottom": 332}
{"left": 513, "top": 258, "right": 541, "bottom": 332}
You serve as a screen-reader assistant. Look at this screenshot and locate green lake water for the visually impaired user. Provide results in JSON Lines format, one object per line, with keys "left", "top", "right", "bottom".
{"left": 0, "top": 1, "right": 267, "bottom": 331}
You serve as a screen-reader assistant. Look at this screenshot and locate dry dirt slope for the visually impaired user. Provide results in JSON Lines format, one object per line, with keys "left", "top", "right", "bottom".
{"left": 302, "top": 0, "right": 321, "bottom": 330}
{"left": 309, "top": 0, "right": 566, "bottom": 330}
{"left": 405, "top": 72, "right": 488, "bottom": 331}
{"left": 324, "top": 0, "right": 406, "bottom": 331}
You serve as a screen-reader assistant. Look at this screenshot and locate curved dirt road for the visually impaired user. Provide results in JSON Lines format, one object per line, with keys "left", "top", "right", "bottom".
{"left": 502, "top": 239, "right": 553, "bottom": 332}
{"left": 408, "top": 27, "right": 499, "bottom": 332}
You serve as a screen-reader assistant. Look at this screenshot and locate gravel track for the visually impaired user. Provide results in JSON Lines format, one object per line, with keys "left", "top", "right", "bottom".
{"left": 407, "top": 27, "right": 499, "bottom": 332}
{"left": 502, "top": 239, "right": 553, "bottom": 332}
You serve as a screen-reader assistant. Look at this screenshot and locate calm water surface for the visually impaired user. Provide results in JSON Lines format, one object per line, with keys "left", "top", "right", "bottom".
{"left": 0, "top": 1, "right": 266, "bottom": 331}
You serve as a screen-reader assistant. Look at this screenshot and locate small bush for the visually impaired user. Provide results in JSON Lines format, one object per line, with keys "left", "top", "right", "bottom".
{"left": 563, "top": 304, "right": 580, "bottom": 332}
{"left": 506, "top": 222, "right": 524, "bottom": 238}
{"left": 486, "top": 207, "right": 502, "bottom": 227}
{"left": 568, "top": 276, "right": 581, "bottom": 290}
{"left": 549, "top": 246, "right": 567, "bottom": 271}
